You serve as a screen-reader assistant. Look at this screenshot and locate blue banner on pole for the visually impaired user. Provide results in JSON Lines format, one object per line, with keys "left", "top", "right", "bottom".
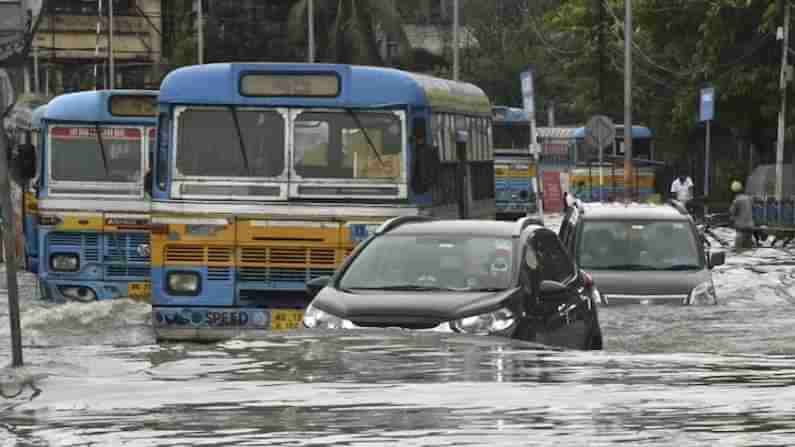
{"left": 700, "top": 87, "right": 714, "bottom": 122}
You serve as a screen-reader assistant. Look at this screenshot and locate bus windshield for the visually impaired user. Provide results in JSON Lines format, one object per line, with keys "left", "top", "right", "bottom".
{"left": 175, "top": 108, "right": 285, "bottom": 178}
{"left": 294, "top": 111, "right": 403, "bottom": 180}
{"left": 493, "top": 122, "right": 530, "bottom": 150}
{"left": 50, "top": 126, "right": 142, "bottom": 183}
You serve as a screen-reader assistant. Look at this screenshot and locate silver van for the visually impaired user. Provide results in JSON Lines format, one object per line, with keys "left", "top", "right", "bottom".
{"left": 558, "top": 201, "right": 726, "bottom": 305}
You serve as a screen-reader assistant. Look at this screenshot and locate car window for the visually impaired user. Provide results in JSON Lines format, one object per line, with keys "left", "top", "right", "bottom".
{"left": 339, "top": 235, "right": 515, "bottom": 290}
{"left": 534, "top": 231, "right": 575, "bottom": 283}
{"left": 577, "top": 220, "right": 701, "bottom": 271}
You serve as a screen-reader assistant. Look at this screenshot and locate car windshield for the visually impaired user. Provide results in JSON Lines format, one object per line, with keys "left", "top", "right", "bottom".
{"left": 339, "top": 235, "right": 515, "bottom": 291}
{"left": 294, "top": 111, "right": 403, "bottom": 180}
{"left": 50, "top": 126, "right": 142, "bottom": 183}
{"left": 577, "top": 220, "right": 702, "bottom": 271}
{"left": 175, "top": 108, "right": 285, "bottom": 178}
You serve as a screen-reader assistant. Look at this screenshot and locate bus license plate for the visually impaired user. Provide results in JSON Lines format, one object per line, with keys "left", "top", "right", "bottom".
{"left": 128, "top": 281, "right": 151, "bottom": 299}
{"left": 271, "top": 309, "right": 304, "bottom": 330}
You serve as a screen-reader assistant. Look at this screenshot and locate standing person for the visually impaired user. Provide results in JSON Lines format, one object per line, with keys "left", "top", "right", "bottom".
{"left": 729, "top": 180, "right": 754, "bottom": 250}
{"left": 671, "top": 172, "right": 694, "bottom": 212}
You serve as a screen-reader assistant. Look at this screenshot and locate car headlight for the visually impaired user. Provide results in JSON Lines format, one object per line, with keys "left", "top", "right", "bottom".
{"left": 687, "top": 281, "right": 717, "bottom": 305}
{"left": 50, "top": 253, "right": 79, "bottom": 272}
{"left": 167, "top": 272, "right": 201, "bottom": 295}
{"left": 451, "top": 307, "right": 516, "bottom": 335}
{"left": 302, "top": 304, "right": 356, "bottom": 329}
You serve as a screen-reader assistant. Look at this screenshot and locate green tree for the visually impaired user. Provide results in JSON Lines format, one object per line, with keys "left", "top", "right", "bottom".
{"left": 287, "top": 0, "right": 412, "bottom": 66}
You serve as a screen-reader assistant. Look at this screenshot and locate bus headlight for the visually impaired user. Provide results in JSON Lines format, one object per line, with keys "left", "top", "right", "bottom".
{"left": 50, "top": 253, "right": 79, "bottom": 272}
{"left": 302, "top": 304, "right": 356, "bottom": 329}
{"left": 451, "top": 308, "right": 516, "bottom": 335}
{"left": 167, "top": 272, "right": 201, "bottom": 295}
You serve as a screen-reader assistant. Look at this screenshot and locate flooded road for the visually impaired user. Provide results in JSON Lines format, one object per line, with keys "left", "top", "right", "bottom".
{"left": 2, "top": 222, "right": 795, "bottom": 445}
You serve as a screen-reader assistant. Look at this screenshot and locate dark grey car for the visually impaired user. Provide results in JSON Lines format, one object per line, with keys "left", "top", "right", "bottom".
{"left": 558, "top": 201, "right": 726, "bottom": 305}
{"left": 303, "top": 216, "right": 603, "bottom": 350}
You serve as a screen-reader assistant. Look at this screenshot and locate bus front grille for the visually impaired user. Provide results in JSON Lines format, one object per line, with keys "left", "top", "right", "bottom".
{"left": 165, "top": 245, "right": 234, "bottom": 264}
{"left": 238, "top": 267, "right": 335, "bottom": 283}
{"left": 239, "top": 247, "right": 336, "bottom": 266}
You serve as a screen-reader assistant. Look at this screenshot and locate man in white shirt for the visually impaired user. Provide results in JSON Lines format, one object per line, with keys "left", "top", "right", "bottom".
{"left": 671, "top": 175, "right": 694, "bottom": 208}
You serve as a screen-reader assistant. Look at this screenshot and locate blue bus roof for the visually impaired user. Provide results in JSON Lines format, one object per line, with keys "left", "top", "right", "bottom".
{"left": 31, "top": 104, "right": 48, "bottom": 128}
{"left": 43, "top": 90, "right": 158, "bottom": 125}
{"left": 159, "top": 63, "right": 492, "bottom": 115}
{"left": 492, "top": 106, "right": 529, "bottom": 122}
{"left": 573, "top": 125, "right": 652, "bottom": 139}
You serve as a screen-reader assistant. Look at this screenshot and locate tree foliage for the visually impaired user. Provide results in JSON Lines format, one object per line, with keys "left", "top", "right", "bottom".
{"left": 287, "top": 0, "right": 412, "bottom": 66}
{"left": 532, "top": 0, "right": 781, "bottom": 160}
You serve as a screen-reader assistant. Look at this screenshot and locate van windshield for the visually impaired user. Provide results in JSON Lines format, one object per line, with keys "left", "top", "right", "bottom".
{"left": 577, "top": 220, "right": 701, "bottom": 271}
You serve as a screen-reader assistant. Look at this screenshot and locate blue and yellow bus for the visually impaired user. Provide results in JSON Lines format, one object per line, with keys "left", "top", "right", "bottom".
{"left": 16, "top": 90, "right": 158, "bottom": 302}
{"left": 492, "top": 106, "right": 537, "bottom": 219}
{"left": 570, "top": 125, "right": 656, "bottom": 202}
{"left": 150, "top": 63, "right": 494, "bottom": 340}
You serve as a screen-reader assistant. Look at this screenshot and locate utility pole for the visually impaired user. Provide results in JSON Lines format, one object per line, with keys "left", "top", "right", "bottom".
{"left": 776, "top": 0, "right": 790, "bottom": 201}
{"left": 623, "top": 0, "right": 633, "bottom": 202}
{"left": 0, "top": 126, "right": 22, "bottom": 368}
{"left": 0, "top": 1, "right": 34, "bottom": 369}
{"left": 109, "top": 0, "right": 115, "bottom": 89}
{"left": 307, "top": 0, "right": 315, "bottom": 62}
{"left": 33, "top": 43, "right": 38, "bottom": 94}
{"left": 197, "top": 0, "right": 204, "bottom": 64}
{"left": 598, "top": 0, "right": 605, "bottom": 112}
{"left": 453, "top": 0, "right": 459, "bottom": 80}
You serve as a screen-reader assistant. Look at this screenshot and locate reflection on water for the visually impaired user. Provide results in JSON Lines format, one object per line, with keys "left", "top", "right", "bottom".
{"left": 2, "top": 222, "right": 795, "bottom": 445}
{"left": 2, "top": 334, "right": 795, "bottom": 445}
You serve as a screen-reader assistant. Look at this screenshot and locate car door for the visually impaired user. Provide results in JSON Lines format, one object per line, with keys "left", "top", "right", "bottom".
{"left": 530, "top": 229, "right": 596, "bottom": 349}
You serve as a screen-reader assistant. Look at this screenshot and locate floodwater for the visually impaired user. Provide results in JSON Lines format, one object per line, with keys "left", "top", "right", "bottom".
{"left": 2, "top": 221, "right": 795, "bottom": 446}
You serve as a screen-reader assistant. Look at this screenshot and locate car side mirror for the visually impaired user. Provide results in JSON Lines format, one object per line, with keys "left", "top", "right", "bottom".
{"left": 709, "top": 250, "right": 725, "bottom": 268}
{"left": 411, "top": 144, "right": 440, "bottom": 194}
{"left": 306, "top": 275, "right": 331, "bottom": 300}
{"left": 539, "top": 280, "right": 567, "bottom": 296}
{"left": 13, "top": 143, "right": 36, "bottom": 182}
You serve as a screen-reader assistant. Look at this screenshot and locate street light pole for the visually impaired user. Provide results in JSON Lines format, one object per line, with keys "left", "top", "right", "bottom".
{"left": 307, "top": 0, "right": 315, "bottom": 62}
{"left": 109, "top": 0, "right": 114, "bottom": 89}
{"left": 776, "top": 0, "right": 790, "bottom": 201}
{"left": 623, "top": 0, "right": 633, "bottom": 202}
{"left": 197, "top": 0, "right": 204, "bottom": 64}
{"left": 453, "top": 0, "right": 459, "bottom": 80}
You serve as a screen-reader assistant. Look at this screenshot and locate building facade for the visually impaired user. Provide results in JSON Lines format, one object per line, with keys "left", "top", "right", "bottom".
{"left": 28, "top": 0, "right": 161, "bottom": 95}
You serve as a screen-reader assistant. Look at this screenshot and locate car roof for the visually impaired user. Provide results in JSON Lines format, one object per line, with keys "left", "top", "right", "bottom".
{"left": 578, "top": 202, "right": 691, "bottom": 221}
{"left": 385, "top": 219, "right": 543, "bottom": 237}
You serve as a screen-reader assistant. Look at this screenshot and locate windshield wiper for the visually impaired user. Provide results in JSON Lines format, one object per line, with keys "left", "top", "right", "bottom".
{"left": 345, "top": 108, "right": 385, "bottom": 168}
{"left": 94, "top": 124, "right": 109, "bottom": 177}
{"left": 351, "top": 284, "right": 456, "bottom": 291}
{"left": 227, "top": 106, "right": 251, "bottom": 176}
{"left": 662, "top": 264, "right": 702, "bottom": 271}
{"left": 601, "top": 264, "right": 657, "bottom": 271}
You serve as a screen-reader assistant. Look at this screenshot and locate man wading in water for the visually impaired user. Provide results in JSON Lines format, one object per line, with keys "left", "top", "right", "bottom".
{"left": 729, "top": 180, "right": 754, "bottom": 250}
